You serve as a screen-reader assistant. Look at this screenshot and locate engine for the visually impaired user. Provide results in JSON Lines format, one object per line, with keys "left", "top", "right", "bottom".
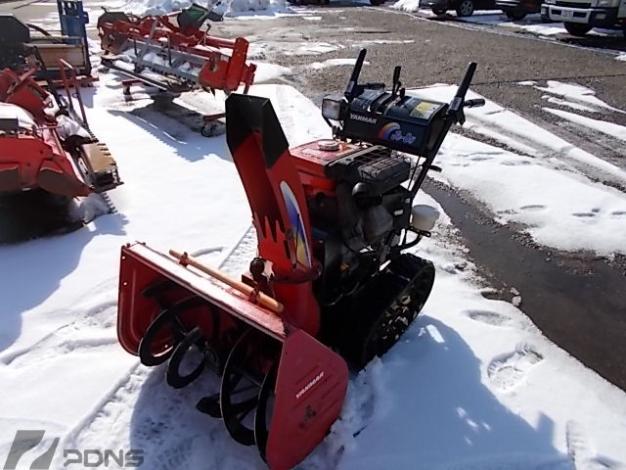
{"left": 291, "top": 140, "right": 417, "bottom": 302}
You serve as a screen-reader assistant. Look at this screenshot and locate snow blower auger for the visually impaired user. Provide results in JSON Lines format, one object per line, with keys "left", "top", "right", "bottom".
{"left": 116, "top": 49, "right": 483, "bottom": 469}
{"left": 0, "top": 64, "right": 121, "bottom": 197}
{"left": 97, "top": 4, "right": 256, "bottom": 137}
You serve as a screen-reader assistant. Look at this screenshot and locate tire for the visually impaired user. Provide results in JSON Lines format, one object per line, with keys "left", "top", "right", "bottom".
{"left": 456, "top": 0, "right": 475, "bottom": 16}
{"left": 504, "top": 8, "right": 526, "bottom": 19}
{"left": 564, "top": 22, "right": 592, "bottom": 36}
{"left": 370, "top": 0, "right": 385, "bottom": 4}
{"left": 432, "top": 7, "right": 447, "bottom": 14}
{"left": 622, "top": 24, "right": 626, "bottom": 38}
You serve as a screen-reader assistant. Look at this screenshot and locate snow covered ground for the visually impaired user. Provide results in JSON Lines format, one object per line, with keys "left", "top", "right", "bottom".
{"left": 408, "top": 83, "right": 626, "bottom": 257}
{"left": 2, "top": 57, "right": 626, "bottom": 470}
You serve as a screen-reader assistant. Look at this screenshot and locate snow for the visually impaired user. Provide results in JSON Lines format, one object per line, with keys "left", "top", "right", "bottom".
{"left": 544, "top": 107, "right": 626, "bottom": 142}
{"left": 124, "top": 0, "right": 290, "bottom": 18}
{"left": 408, "top": 85, "right": 626, "bottom": 256}
{"left": 251, "top": 62, "right": 292, "bottom": 82}
{"left": 2, "top": 34, "right": 626, "bottom": 470}
{"left": 520, "top": 80, "right": 626, "bottom": 115}
{"left": 411, "top": 84, "right": 626, "bottom": 185}
{"left": 308, "top": 58, "right": 369, "bottom": 70}
{"left": 541, "top": 95, "right": 599, "bottom": 113}
{"left": 392, "top": 0, "right": 420, "bottom": 12}
{"left": 617, "top": 53, "right": 626, "bottom": 62}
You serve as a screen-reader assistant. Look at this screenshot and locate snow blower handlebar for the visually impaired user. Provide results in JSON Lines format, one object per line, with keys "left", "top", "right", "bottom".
{"left": 322, "top": 50, "right": 484, "bottom": 201}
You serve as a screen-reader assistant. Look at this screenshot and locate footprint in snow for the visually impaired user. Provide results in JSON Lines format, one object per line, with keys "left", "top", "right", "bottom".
{"left": 464, "top": 310, "right": 518, "bottom": 328}
{"left": 610, "top": 210, "right": 626, "bottom": 217}
{"left": 519, "top": 204, "right": 547, "bottom": 212}
{"left": 572, "top": 212, "right": 596, "bottom": 218}
{"left": 487, "top": 344, "right": 543, "bottom": 391}
{"left": 500, "top": 159, "right": 532, "bottom": 166}
{"left": 566, "top": 420, "right": 624, "bottom": 470}
{"left": 496, "top": 209, "right": 518, "bottom": 216}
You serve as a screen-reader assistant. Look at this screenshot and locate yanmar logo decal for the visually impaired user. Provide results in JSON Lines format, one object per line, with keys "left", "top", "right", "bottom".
{"left": 350, "top": 113, "right": 377, "bottom": 124}
{"left": 296, "top": 371, "right": 325, "bottom": 400}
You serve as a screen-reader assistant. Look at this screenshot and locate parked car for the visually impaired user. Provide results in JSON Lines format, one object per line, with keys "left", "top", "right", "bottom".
{"left": 496, "top": 0, "right": 542, "bottom": 19}
{"left": 421, "top": 0, "right": 497, "bottom": 17}
{"left": 542, "top": 0, "right": 626, "bottom": 37}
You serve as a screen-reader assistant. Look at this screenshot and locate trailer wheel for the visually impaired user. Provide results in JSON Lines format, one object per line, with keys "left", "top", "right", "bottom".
{"left": 564, "top": 22, "right": 592, "bottom": 36}
{"left": 456, "top": 0, "right": 475, "bottom": 17}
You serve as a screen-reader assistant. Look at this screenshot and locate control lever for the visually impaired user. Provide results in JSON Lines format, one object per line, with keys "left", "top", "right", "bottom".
{"left": 392, "top": 65, "right": 402, "bottom": 96}
{"left": 345, "top": 48, "right": 367, "bottom": 100}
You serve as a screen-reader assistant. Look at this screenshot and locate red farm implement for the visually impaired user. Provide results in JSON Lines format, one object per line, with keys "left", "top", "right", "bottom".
{"left": 0, "top": 62, "right": 120, "bottom": 197}
{"left": 97, "top": 4, "right": 256, "bottom": 136}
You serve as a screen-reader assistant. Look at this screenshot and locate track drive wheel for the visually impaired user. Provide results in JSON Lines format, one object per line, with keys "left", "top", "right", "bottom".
{"left": 220, "top": 330, "right": 278, "bottom": 448}
{"left": 346, "top": 254, "right": 435, "bottom": 368}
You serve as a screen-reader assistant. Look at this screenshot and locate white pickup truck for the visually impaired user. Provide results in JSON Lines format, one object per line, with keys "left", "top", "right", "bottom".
{"left": 542, "top": 0, "right": 626, "bottom": 36}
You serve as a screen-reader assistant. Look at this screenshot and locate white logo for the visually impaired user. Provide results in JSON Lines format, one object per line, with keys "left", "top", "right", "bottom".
{"left": 295, "top": 371, "right": 325, "bottom": 400}
{"left": 350, "top": 113, "right": 377, "bottom": 124}
{"left": 390, "top": 130, "right": 417, "bottom": 145}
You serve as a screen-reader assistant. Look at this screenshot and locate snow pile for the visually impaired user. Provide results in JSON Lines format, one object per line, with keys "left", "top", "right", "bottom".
{"left": 520, "top": 80, "right": 625, "bottom": 115}
{"left": 392, "top": 0, "right": 421, "bottom": 12}
{"left": 250, "top": 62, "right": 292, "bottom": 82}
{"left": 544, "top": 107, "right": 626, "bottom": 143}
{"left": 123, "top": 0, "right": 289, "bottom": 18}
{"left": 308, "top": 58, "right": 370, "bottom": 70}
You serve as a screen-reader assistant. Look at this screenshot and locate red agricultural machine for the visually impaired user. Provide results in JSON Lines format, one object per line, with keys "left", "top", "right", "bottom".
{"left": 97, "top": 4, "right": 256, "bottom": 136}
{"left": 116, "top": 50, "right": 483, "bottom": 468}
{"left": 0, "top": 64, "right": 120, "bottom": 198}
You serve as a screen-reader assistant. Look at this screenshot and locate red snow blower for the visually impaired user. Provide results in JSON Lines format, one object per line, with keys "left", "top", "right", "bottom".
{"left": 0, "top": 64, "right": 121, "bottom": 197}
{"left": 117, "top": 50, "right": 483, "bottom": 469}
{"left": 97, "top": 4, "right": 256, "bottom": 136}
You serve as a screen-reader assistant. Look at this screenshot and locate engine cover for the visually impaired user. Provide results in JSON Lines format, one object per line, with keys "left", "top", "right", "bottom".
{"left": 290, "top": 139, "right": 410, "bottom": 197}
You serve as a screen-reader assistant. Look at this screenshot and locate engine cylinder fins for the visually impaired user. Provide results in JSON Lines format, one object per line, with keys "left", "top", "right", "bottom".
{"left": 220, "top": 329, "right": 279, "bottom": 449}
{"left": 343, "top": 253, "right": 435, "bottom": 369}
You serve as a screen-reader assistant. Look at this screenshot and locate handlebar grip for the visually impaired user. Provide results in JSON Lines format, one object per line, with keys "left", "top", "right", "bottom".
{"left": 464, "top": 98, "right": 485, "bottom": 108}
